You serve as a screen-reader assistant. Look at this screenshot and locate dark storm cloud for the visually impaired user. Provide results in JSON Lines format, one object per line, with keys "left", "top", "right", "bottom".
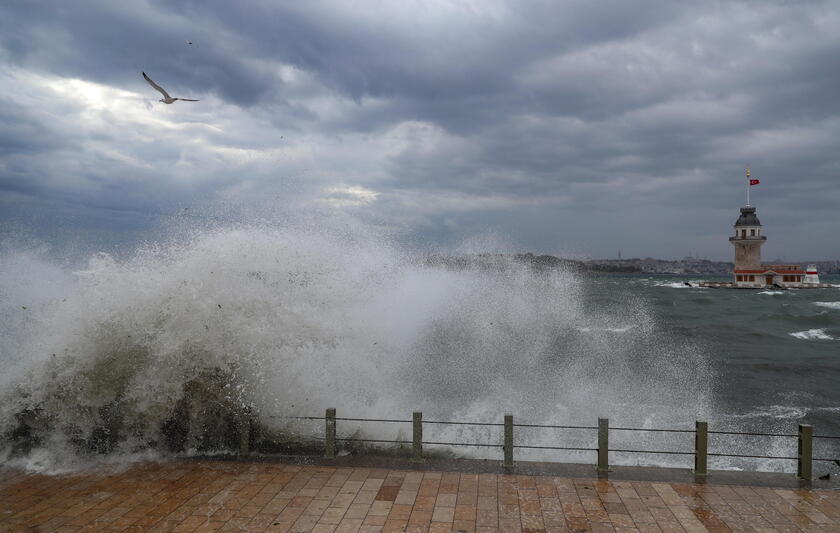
{"left": 1, "top": 1, "right": 839, "bottom": 260}
{"left": 159, "top": 1, "right": 677, "bottom": 102}
{"left": 0, "top": 0, "right": 681, "bottom": 115}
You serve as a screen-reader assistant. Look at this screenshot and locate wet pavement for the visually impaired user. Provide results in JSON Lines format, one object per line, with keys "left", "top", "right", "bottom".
{"left": 1, "top": 458, "right": 839, "bottom": 532}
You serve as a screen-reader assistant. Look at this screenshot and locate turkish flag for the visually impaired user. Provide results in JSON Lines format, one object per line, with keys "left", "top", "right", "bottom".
{"left": 749, "top": 179, "right": 760, "bottom": 186}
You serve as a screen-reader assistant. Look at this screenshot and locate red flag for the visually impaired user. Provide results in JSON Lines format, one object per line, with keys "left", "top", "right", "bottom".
{"left": 749, "top": 179, "right": 760, "bottom": 186}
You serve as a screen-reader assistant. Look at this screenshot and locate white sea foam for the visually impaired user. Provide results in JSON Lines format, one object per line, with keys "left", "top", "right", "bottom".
{"left": 789, "top": 329, "right": 834, "bottom": 340}
{"left": 814, "top": 301, "right": 840, "bottom": 310}
{"left": 757, "top": 290, "right": 784, "bottom": 295}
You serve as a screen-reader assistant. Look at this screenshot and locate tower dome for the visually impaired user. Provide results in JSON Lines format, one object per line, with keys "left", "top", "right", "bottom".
{"left": 734, "top": 206, "right": 761, "bottom": 227}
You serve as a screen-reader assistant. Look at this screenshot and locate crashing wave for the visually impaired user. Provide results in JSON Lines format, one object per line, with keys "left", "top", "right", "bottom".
{"left": 0, "top": 224, "right": 713, "bottom": 471}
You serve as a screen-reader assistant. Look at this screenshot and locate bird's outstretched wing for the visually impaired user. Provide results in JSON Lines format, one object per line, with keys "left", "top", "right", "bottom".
{"left": 142, "top": 72, "right": 171, "bottom": 99}
{"left": 178, "top": 98, "right": 200, "bottom": 102}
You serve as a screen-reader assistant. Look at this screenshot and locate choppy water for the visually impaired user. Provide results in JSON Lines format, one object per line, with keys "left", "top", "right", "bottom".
{"left": 636, "top": 275, "right": 840, "bottom": 418}
{"left": 626, "top": 274, "right": 840, "bottom": 458}
{"left": 0, "top": 223, "right": 838, "bottom": 474}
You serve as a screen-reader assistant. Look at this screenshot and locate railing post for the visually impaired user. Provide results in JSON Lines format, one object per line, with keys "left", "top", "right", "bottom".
{"left": 798, "top": 424, "right": 812, "bottom": 481}
{"left": 238, "top": 417, "right": 250, "bottom": 456}
{"left": 503, "top": 414, "right": 513, "bottom": 469}
{"left": 325, "top": 408, "right": 336, "bottom": 459}
{"left": 412, "top": 411, "right": 423, "bottom": 463}
{"left": 597, "top": 418, "right": 609, "bottom": 472}
{"left": 694, "top": 420, "right": 708, "bottom": 476}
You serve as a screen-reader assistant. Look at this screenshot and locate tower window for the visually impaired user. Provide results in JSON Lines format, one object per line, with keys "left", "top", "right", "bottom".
{"left": 750, "top": 229, "right": 755, "bottom": 236}
{"left": 741, "top": 229, "right": 746, "bottom": 237}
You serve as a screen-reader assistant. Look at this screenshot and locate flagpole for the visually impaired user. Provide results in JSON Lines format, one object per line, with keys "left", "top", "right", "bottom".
{"left": 746, "top": 167, "right": 750, "bottom": 206}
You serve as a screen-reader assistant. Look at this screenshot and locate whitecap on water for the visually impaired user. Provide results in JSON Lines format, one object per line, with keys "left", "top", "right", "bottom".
{"left": 649, "top": 281, "right": 707, "bottom": 289}
{"left": 814, "top": 301, "right": 840, "bottom": 310}
{"left": 789, "top": 329, "right": 834, "bottom": 340}
{"left": 757, "top": 290, "right": 785, "bottom": 295}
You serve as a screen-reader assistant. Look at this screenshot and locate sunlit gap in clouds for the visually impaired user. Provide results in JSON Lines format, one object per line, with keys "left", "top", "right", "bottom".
{"left": 1, "top": 67, "right": 387, "bottom": 212}
{"left": 322, "top": 185, "right": 379, "bottom": 208}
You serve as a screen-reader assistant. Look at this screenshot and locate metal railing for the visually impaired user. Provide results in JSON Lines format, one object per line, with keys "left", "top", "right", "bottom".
{"left": 245, "top": 409, "right": 840, "bottom": 482}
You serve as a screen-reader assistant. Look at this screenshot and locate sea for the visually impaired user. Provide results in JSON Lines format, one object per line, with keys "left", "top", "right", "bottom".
{"left": 1, "top": 224, "right": 838, "bottom": 474}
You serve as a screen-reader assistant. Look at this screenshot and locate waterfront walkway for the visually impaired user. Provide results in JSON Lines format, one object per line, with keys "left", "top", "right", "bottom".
{"left": 2, "top": 460, "right": 839, "bottom": 532}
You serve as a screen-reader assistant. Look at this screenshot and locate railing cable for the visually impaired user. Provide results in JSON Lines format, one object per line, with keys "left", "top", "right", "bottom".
{"left": 610, "top": 448, "right": 694, "bottom": 455}
{"left": 513, "top": 423, "right": 598, "bottom": 430}
{"left": 612, "top": 427, "right": 694, "bottom": 434}
{"left": 709, "top": 430, "right": 798, "bottom": 438}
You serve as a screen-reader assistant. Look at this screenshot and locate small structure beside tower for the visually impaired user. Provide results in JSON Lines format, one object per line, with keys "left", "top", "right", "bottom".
{"left": 700, "top": 169, "right": 830, "bottom": 289}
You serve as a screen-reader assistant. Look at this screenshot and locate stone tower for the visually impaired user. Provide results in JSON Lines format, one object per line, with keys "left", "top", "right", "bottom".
{"left": 729, "top": 206, "right": 766, "bottom": 269}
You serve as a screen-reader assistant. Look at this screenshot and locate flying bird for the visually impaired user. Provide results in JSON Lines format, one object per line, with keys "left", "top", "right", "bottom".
{"left": 185, "top": 40, "right": 193, "bottom": 45}
{"left": 142, "top": 72, "right": 199, "bottom": 104}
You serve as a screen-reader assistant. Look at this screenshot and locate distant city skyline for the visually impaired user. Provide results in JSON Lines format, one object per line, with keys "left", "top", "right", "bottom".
{"left": 1, "top": 2, "right": 839, "bottom": 262}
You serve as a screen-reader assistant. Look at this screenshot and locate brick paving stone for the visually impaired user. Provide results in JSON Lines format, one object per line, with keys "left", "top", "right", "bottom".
{"left": 364, "top": 515, "right": 388, "bottom": 526}
{"left": 388, "top": 504, "right": 414, "bottom": 521}
{"left": 376, "top": 486, "right": 401, "bottom": 502}
{"left": 2, "top": 462, "right": 840, "bottom": 532}
{"left": 431, "top": 505, "right": 456, "bottom": 523}
{"left": 408, "top": 509, "right": 433, "bottom": 524}
{"left": 369, "top": 501, "right": 393, "bottom": 516}
{"left": 382, "top": 519, "right": 408, "bottom": 533}
{"left": 396, "top": 490, "right": 419, "bottom": 505}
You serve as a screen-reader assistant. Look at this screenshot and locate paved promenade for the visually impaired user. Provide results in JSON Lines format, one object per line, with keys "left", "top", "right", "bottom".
{"left": 2, "top": 460, "right": 839, "bottom": 532}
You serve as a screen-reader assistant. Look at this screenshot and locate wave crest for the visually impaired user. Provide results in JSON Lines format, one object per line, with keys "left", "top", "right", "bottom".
{"left": 789, "top": 329, "right": 834, "bottom": 340}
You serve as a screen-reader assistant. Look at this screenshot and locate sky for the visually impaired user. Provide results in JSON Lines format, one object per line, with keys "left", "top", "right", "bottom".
{"left": 1, "top": 0, "right": 839, "bottom": 261}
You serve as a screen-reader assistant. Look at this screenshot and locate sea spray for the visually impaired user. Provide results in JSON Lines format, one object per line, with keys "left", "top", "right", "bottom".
{"left": 0, "top": 222, "right": 717, "bottom": 472}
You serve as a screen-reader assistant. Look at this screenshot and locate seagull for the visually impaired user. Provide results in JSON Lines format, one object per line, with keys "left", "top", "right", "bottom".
{"left": 142, "top": 72, "right": 199, "bottom": 104}
{"left": 185, "top": 40, "right": 193, "bottom": 45}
